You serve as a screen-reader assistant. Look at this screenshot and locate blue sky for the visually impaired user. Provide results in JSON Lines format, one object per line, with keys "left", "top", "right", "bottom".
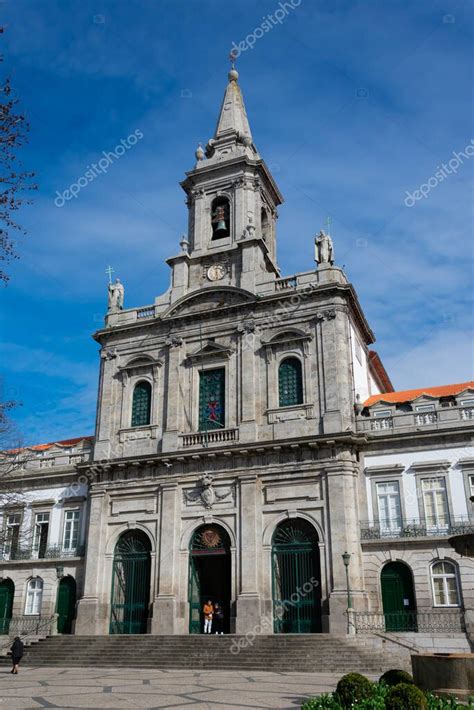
{"left": 1, "top": 0, "right": 473, "bottom": 445}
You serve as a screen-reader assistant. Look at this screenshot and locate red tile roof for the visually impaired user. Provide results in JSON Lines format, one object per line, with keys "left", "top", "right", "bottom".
{"left": 11, "top": 436, "right": 94, "bottom": 453}
{"left": 364, "top": 381, "right": 474, "bottom": 408}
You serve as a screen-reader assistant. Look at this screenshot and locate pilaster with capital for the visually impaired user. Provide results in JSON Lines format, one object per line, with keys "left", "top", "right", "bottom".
{"left": 236, "top": 474, "right": 263, "bottom": 633}
{"left": 162, "top": 337, "right": 183, "bottom": 451}
{"left": 237, "top": 321, "right": 258, "bottom": 440}
{"left": 75, "top": 489, "right": 109, "bottom": 634}
{"left": 316, "top": 306, "right": 354, "bottom": 433}
{"left": 152, "top": 482, "right": 180, "bottom": 633}
{"left": 325, "top": 460, "right": 368, "bottom": 634}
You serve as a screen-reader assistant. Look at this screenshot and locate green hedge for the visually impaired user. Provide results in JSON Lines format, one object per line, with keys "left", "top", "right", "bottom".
{"left": 300, "top": 671, "right": 474, "bottom": 710}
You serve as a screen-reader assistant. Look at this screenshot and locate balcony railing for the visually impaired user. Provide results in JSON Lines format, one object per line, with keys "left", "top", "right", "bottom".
{"left": 361, "top": 516, "right": 474, "bottom": 540}
{"left": 180, "top": 428, "right": 239, "bottom": 447}
{"left": 351, "top": 610, "right": 465, "bottom": 634}
{"left": 357, "top": 405, "right": 474, "bottom": 434}
{"left": 0, "top": 544, "right": 85, "bottom": 562}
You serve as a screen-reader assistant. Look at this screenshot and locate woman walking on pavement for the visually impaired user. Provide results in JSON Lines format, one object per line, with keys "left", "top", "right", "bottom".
{"left": 10, "top": 636, "right": 24, "bottom": 674}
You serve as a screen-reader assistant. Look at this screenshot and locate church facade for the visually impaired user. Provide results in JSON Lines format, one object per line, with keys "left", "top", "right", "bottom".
{"left": 1, "top": 66, "right": 473, "bottom": 644}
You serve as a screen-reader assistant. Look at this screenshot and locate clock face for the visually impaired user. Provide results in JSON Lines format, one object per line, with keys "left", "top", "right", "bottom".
{"left": 207, "top": 264, "right": 226, "bottom": 281}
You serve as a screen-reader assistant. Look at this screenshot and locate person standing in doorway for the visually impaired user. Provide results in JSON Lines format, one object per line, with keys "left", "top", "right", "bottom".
{"left": 214, "top": 602, "right": 224, "bottom": 634}
{"left": 203, "top": 599, "right": 214, "bottom": 633}
{"left": 10, "top": 636, "right": 24, "bottom": 674}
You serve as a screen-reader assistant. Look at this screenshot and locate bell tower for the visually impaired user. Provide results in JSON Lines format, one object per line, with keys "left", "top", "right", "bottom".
{"left": 166, "top": 63, "right": 283, "bottom": 301}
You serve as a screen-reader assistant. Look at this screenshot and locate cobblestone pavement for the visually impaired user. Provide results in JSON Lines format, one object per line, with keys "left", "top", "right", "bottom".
{"left": 0, "top": 667, "right": 377, "bottom": 709}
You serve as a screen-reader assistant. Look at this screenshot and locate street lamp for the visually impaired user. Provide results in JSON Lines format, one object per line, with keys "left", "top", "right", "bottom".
{"left": 342, "top": 551, "right": 353, "bottom": 634}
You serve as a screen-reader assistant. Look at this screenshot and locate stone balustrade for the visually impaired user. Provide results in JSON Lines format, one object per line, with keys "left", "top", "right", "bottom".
{"left": 357, "top": 406, "right": 474, "bottom": 435}
{"left": 179, "top": 428, "right": 239, "bottom": 448}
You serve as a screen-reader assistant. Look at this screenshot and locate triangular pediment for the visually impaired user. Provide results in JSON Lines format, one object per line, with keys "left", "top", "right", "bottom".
{"left": 163, "top": 287, "right": 255, "bottom": 319}
{"left": 186, "top": 340, "right": 233, "bottom": 362}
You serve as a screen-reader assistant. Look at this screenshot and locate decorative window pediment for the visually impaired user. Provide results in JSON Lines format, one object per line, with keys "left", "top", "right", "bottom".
{"left": 119, "top": 355, "right": 161, "bottom": 372}
{"left": 262, "top": 329, "right": 311, "bottom": 362}
{"left": 186, "top": 340, "right": 233, "bottom": 363}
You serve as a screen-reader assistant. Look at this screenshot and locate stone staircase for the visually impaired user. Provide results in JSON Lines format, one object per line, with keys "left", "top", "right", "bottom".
{"left": 0, "top": 634, "right": 410, "bottom": 673}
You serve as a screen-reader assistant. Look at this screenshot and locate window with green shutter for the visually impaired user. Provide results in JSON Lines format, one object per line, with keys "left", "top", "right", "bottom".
{"left": 278, "top": 357, "right": 303, "bottom": 407}
{"left": 131, "top": 381, "right": 152, "bottom": 427}
{"left": 199, "top": 368, "right": 225, "bottom": 431}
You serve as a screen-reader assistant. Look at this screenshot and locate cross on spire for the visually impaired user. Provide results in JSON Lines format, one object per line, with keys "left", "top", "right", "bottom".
{"left": 229, "top": 50, "right": 238, "bottom": 69}
{"left": 105, "top": 265, "right": 115, "bottom": 284}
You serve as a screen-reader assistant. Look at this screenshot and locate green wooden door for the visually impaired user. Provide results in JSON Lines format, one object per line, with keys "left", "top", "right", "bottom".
{"left": 381, "top": 562, "right": 417, "bottom": 631}
{"left": 0, "top": 580, "right": 14, "bottom": 635}
{"left": 272, "top": 520, "right": 321, "bottom": 633}
{"left": 56, "top": 577, "right": 76, "bottom": 634}
{"left": 110, "top": 532, "right": 151, "bottom": 635}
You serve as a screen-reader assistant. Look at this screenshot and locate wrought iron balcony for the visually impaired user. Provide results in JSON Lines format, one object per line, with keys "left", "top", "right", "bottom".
{"left": 0, "top": 544, "right": 85, "bottom": 562}
{"left": 360, "top": 516, "right": 474, "bottom": 540}
{"left": 351, "top": 610, "right": 465, "bottom": 634}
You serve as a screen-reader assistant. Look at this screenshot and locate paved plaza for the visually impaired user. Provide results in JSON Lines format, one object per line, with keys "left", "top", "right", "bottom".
{"left": 0, "top": 667, "right": 372, "bottom": 709}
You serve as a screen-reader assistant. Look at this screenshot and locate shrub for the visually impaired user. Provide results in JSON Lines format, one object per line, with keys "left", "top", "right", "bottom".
{"left": 386, "top": 682, "right": 428, "bottom": 710}
{"left": 335, "top": 672, "right": 373, "bottom": 708}
{"left": 380, "top": 669, "right": 414, "bottom": 687}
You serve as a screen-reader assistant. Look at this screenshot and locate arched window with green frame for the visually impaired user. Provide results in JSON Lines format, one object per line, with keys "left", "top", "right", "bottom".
{"left": 278, "top": 357, "right": 303, "bottom": 407}
{"left": 131, "top": 381, "right": 152, "bottom": 427}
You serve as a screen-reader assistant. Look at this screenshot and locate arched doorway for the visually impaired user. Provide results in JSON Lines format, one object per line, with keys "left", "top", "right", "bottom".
{"left": 110, "top": 530, "right": 151, "bottom": 634}
{"left": 56, "top": 576, "right": 76, "bottom": 634}
{"left": 0, "top": 579, "right": 14, "bottom": 635}
{"left": 188, "top": 524, "right": 231, "bottom": 634}
{"left": 381, "top": 561, "right": 417, "bottom": 631}
{"left": 272, "top": 519, "right": 322, "bottom": 633}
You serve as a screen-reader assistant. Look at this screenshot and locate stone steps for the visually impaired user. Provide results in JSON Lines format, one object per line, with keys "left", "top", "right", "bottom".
{"left": 0, "top": 634, "right": 402, "bottom": 673}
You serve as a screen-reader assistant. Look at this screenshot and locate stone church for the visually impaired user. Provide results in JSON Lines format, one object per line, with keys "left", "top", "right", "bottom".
{"left": 1, "top": 65, "right": 473, "bottom": 647}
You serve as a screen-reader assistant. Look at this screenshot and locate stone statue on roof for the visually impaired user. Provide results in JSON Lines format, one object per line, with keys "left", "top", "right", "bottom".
{"left": 314, "top": 230, "right": 334, "bottom": 266}
{"left": 108, "top": 278, "right": 124, "bottom": 311}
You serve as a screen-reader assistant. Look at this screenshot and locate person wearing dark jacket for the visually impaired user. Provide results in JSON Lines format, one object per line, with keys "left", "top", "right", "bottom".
{"left": 213, "top": 602, "right": 224, "bottom": 634}
{"left": 10, "top": 637, "right": 24, "bottom": 674}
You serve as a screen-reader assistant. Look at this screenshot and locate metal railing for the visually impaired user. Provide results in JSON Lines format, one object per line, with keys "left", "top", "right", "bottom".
{"left": 361, "top": 516, "right": 474, "bottom": 540}
{"left": 0, "top": 544, "right": 85, "bottom": 562}
{"left": 352, "top": 610, "right": 465, "bottom": 634}
{"left": 1, "top": 614, "right": 57, "bottom": 644}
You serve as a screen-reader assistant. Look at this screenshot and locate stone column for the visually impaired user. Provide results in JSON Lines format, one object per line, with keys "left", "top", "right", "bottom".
{"left": 325, "top": 459, "right": 367, "bottom": 635}
{"left": 152, "top": 482, "right": 180, "bottom": 634}
{"left": 75, "top": 489, "right": 109, "bottom": 634}
{"left": 236, "top": 474, "right": 262, "bottom": 633}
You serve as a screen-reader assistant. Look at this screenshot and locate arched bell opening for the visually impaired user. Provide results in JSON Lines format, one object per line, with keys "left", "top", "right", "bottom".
{"left": 211, "top": 197, "right": 230, "bottom": 240}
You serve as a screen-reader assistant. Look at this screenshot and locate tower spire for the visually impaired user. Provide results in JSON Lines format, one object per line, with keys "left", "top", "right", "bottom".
{"left": 203, "top": 61, "right": 258, "bottom": 163}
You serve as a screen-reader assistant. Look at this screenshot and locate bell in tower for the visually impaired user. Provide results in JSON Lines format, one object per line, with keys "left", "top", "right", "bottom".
{"left": 211, "top": 197, "right": 230, "bottom": 240}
